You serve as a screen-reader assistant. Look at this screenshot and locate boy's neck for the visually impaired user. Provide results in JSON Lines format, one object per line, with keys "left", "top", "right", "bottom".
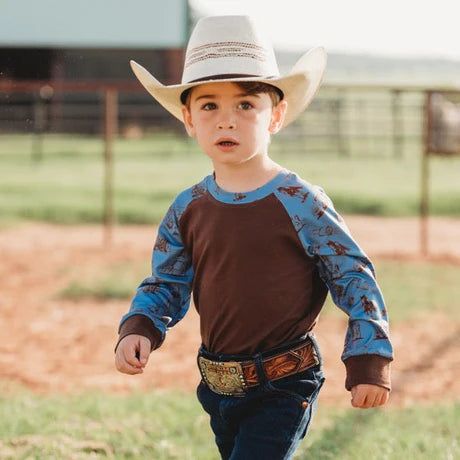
{"left": 212, "top": 155, "right": 285, "bottom": 193}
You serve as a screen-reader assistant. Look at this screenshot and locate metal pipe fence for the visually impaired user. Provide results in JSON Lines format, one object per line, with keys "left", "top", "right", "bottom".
{"left": 2, "top": 80, "right": 457, "bottom": 158}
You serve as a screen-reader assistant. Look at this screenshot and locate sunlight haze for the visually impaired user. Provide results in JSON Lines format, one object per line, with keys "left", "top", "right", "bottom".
{"left": 191, "top": 0, "right": 460, "bottom": 60}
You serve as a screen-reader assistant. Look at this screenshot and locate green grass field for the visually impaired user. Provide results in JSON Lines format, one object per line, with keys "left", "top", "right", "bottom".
{"left": 1, "top": 133, "right": 459, "bottom": 226}
{"left": 0, "top": 384, "right": 457, "bottom": 459}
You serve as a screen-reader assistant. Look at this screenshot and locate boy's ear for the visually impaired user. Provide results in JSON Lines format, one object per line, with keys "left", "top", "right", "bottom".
{"left": 269, "top": 100, "right": 288, "bottom": 134}
{"left": 182, "top": 105, "right": 196, "bottom": 137}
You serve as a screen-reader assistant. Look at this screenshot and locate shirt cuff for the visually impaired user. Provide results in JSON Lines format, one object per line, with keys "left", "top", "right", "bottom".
{"left": 115, "top": 314, "right": 163, "bottom": 353}
{"left": 344, "top": 354, "right": 392, "bottom": 391}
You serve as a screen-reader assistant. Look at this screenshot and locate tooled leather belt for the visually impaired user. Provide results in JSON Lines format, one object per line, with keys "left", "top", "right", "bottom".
{"left": 198, "top": 339, "right": 319, "bottom": 397}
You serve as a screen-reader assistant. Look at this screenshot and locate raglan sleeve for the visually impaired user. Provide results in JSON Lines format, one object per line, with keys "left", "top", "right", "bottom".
{"left": 299, "top": 186, "right": 394, "bottom": 391}
{"left": 115, "top": 200, "right": 194, "bottom": 352}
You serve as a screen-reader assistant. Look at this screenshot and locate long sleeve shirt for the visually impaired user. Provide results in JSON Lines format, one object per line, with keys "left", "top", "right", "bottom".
{"left": 117, "top": 169, "right": 393, "bottom": 390}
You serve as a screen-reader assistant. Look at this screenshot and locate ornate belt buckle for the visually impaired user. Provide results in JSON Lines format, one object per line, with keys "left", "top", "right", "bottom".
{"left": 198, "top": 357, "right": 247, "bottom": 397}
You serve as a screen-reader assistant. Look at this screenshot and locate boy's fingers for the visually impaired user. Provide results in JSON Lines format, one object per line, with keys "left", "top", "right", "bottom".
{"left": 378, "top": 389, "right": 389, "bottom": 406}
{"left": 351, "top": 385, "right": 390, "bottom": 408}
{"left": 120, "top": 362, "right": 143, "bottom": 374}
{"left": 351, "top": 393, "right": 366, "bottom": 407}
{"left": 115, "top": 352, "right": 143, "bottom": 375}
{"left": 351, "top": 387, "right": 366, "bottom": 407}
{"left": 361, "top": 396, "right": 372, "bottom": 409}
{"left": 366, "top": 394, "right": 379, "bottom": 408}
{"left": 351, "top": 385, "right": 376, "bottom": 408}
{"left": 123, "top": 345, "right": 142, "bottom": 368}
{"left": 368, "top": 388, "right": 388, "bottom": 407}
{"left": 114, "top": 335, "right": 153, "bottom": 375}
{"left": 138, "top": 337, "right": 151, "bottom": 366}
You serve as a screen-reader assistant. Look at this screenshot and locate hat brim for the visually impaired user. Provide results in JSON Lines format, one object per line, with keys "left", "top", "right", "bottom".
{"left": 130, "top": 46, "right": 327, "bottom": 129}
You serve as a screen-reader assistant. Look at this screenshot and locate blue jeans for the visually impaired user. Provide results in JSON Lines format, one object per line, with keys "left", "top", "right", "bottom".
{"left": 196, "top": 333, "right": 325, "bottom": 459}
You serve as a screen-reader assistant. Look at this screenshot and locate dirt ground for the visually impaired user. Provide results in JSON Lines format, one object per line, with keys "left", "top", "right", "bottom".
{"left": 0, "top": 216, "right": 459, "bottom": 408}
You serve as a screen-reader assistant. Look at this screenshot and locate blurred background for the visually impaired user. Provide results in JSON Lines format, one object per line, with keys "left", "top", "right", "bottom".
{"left": 0, "top": 0, "right": 459, "bottom": 458}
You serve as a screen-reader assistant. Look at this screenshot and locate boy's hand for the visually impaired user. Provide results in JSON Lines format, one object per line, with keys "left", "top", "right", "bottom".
{"left": 115, "top": 334, "right": 151, "bottom": 375}
{"left": 351, "top": 384, "right": 389, "bottom": 408}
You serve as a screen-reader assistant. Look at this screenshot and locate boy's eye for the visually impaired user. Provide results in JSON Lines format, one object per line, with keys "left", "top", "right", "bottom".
{"left": 238, "top": 101, "right": 253, "bottom": 110}
{"left": 201, "top": 102, "right": 217, "bottom": 111}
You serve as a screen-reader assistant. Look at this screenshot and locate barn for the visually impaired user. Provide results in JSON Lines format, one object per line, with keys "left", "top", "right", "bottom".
{"left": 0, "top": 0, "right": 192, "bottom": 132}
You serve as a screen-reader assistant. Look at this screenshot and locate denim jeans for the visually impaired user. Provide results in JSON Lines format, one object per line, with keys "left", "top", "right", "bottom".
{"left": 196, "top": 333, "right": 325, "bottom": 459}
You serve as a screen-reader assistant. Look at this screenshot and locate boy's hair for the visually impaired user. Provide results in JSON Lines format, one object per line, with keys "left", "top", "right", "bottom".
{"left": 181, "top": 82, "right": 284, "bottom": 109}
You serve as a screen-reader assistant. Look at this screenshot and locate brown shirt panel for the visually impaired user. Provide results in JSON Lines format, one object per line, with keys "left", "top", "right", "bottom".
{"left": 179, "top": 192, "right": 328, "bottom": 355}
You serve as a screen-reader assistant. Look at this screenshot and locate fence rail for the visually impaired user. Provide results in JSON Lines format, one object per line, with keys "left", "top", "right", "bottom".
{"left": 1, "top": 79, "right": 459, "bottom": 157}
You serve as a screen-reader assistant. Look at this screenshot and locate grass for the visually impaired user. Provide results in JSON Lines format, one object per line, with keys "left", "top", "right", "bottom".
{"left": 0, "top": 384, "right": 457, "bottom": 459}
{"left": 299, "top": 402, "right": 459, "bottom": 459}
{"left": 0, "top": 385, "right": 214, "bottom": 459}
{"left": 375, "top": 259, "right": 460, "bottom": 321}
{"left": 58, "top": 261, "right": 147, "bottom": 301}
{"left": 59, "top": 280, "right": 135, "bottom": 300}
{"left": 1, "top": 133, "right": 460, "bottom": 226}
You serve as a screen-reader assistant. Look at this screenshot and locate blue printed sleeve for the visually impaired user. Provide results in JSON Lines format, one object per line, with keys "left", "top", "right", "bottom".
{"left": 275, "top": 174, "right": 393, "bottom": 390}
{"left": 117, "top": 199, "right": 194, "bottom": 350}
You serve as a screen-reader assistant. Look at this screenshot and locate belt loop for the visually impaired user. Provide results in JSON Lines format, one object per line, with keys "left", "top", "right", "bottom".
{"left": 254, "top": 353, "right": 268, "bottom": 385}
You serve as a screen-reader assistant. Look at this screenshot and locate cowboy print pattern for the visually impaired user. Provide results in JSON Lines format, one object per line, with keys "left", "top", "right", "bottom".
{"left": 274, "top": 173, "right": 392, "bottom": 362}
{"left": 119, "top": 183, "right": 201, "bottom": 344}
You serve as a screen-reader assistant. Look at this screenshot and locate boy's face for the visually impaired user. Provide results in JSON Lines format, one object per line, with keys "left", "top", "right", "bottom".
{"left": 181, "top": 82, "right": 287, "bottom": 168}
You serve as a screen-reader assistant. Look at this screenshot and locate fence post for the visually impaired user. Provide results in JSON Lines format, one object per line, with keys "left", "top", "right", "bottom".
{"left": 334, "top": 93, "right": 348, "bottom": 156}
{"left": 32, "top": 95, "right": 46, "bottom": 163}
{"left": 420, "top": 90, "right": 432, "bottom": 257}
{"left": 392, "top": 89, "right": 403, "bottom": 158}
{"left": 103, "top": 88, "right": 118, "bottom": 246}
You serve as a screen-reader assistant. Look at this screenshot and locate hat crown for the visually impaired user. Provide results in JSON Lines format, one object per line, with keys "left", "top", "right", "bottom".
{"left": 182, "top": 15, "right": 280, "bottom": 84}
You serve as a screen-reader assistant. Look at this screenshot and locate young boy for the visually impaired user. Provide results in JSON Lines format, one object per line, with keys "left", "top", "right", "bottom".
{"left": 115, "top": 15, "right": 393, "bottom": 459}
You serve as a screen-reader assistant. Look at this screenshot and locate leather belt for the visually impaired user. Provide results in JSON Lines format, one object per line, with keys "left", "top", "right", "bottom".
{"left": 198, "top": 339, "right": 319, "bottom": 397}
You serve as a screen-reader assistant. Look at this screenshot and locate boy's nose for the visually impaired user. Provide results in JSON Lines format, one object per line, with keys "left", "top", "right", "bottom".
{"left": 216, "top": 112, "right": 236, "bottom": 130}
{"left": 217, "top": 120, "right": 236, "bottom": 130}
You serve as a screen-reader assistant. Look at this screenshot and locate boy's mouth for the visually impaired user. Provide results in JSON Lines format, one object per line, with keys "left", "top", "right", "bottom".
{"left": 215, "top": 138, "right": 239, "bottom": 146}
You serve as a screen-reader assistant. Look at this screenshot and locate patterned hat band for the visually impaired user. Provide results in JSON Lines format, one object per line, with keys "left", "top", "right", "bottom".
{"left": 184, "top": 42, "right": 269, "bottom": 69}
{"left": 181, "top": 33, "right": 281, "bottom": 86}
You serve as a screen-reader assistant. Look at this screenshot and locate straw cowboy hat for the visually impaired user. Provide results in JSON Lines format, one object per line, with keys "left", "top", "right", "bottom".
{"left": 130, "top": 15, "right": 327, "bottom": 129}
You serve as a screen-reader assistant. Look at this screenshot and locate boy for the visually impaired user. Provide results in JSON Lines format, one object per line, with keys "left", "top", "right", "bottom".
{"left": 115, "top": 15, "right": 393, "bottom": 459}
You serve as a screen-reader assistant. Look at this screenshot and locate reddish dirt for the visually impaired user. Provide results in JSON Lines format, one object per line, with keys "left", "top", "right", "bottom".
{"left": 0, "top": 217, "right": 459, "bottom": 408}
